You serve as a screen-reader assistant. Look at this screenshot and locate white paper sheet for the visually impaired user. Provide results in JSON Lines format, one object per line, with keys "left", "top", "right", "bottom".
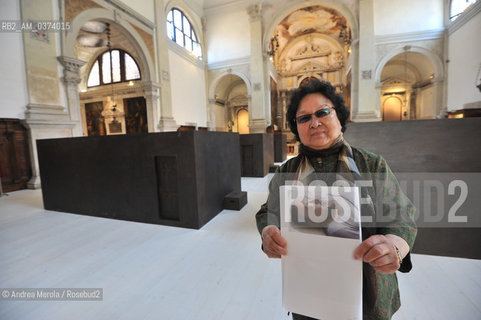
{"left": 280, "top": 185, "right": 363, "bottom": 320}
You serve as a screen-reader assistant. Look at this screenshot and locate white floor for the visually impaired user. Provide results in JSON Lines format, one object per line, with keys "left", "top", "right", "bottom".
{"left": 0, "top": 175, "right": 480, "bottom": 320}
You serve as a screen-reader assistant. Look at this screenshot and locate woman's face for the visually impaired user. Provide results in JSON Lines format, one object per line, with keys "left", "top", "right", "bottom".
{"left": 296, "top": 93, "right": 342, "bottom": 150}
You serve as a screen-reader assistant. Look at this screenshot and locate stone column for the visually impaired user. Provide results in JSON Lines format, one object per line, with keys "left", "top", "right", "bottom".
{"left": 207, "top": 98, "right": 217, "bottom": 131}
{"left": 353, "top": 0, "right": 381, "bottom": 122}
{"left": 142, "top": 81, "right": 161, "bottom": 132}
{"left": 154, "top": 0, "right": 178, "bottom": 131}
{"left": 247, "top": 4, "right": 269, "bottom": 132}
{"left": 410, "top": 89, "right": 417, "bottom": 120}
{"left": 20, "top": 1, "right": 77, "bottom": 189}
{"left": 57, "top": 56, "right": 86, "bottom": 136}
{"left": 433, "top": 78, "right": 445, "bottom": 118}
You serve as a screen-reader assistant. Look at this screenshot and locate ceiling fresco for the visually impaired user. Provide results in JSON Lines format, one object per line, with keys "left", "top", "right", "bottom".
{"left": 270, "top": 6, "right": 351, "bottom": 57}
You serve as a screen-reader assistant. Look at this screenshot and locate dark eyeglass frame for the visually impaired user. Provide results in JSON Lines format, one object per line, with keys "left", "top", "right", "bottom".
{"left": 295, "top": 106, "right": 335, "bottom": 124}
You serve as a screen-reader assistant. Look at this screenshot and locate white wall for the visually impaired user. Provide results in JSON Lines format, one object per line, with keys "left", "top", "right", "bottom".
{"left": 373, "top": 0, "right": 444, "bottom": 35}
{"left": 168, "top": 50, "right": 207, "bottom": 126}
{"left": 118, "top": 0, "right": 155, "bottom": 23}
{"left": 447, "top": 11, "right": 481, "bottom": 110}
{"left": 205, "top": 8, "right": 250, "bottom": 64}
{"left": 0, "top": 0, "right": 28, "bottom": 119}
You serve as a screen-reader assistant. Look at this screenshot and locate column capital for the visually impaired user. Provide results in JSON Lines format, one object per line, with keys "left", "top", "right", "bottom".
{"left": 142, "top": 81, "right": 161, "bottom": 101}
{"left": 249, "top": 118, "right": 268, "bottom": 133}
{"left": 57, "top": 56, "right": 86, "bottom": 72}
{"left": 141, "top": 81, "right": 161, "bottom": 91}
{"left": 57, "top": 56, "right": 86, "bottom": 87}
{"left": 246, "top": 4, "right": 262, "bottom": 22}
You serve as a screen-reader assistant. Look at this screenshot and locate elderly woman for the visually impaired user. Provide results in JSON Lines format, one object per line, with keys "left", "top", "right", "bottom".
{"left": 255, "top": 80, "right": 417, "bottom": 320}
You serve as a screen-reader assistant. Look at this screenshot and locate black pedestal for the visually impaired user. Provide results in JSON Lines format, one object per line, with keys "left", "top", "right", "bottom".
{"left": 223, "top": 191, "right": 247, "bottom": 210}
{"left": 273, "top": 133, "right": 287, "bottom": 162}
{"left": 239, "top": 133, "right": 274, "bottom": 177}
{"left": 37, "top": 131, "right": 242, "bottom": 229}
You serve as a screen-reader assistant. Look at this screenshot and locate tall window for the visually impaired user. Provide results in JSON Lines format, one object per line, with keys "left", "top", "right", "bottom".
{"left": 87, "top": 49, "right": 141, "bottom": 87}
{"left": 450, "top": 0, "right": 478, "bottom": 20}
{"left": 166, "top": 8, "right": 202, "bottom": 59}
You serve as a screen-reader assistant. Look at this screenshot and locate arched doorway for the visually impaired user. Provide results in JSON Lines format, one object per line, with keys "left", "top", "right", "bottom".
{"left": 382, "top": 95, "right": 403, "bottom": 121}
{"left": 378, "top": 47, "right": 441, "bottom": 120}
{"left": 212, "top": 74, "right": 249, "bottom": 132}
{"left": 237, "top": 109, "right": 249, "bottom": 134}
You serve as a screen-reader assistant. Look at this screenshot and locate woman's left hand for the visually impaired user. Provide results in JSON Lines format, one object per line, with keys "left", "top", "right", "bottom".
{"left": 353, "top": 234, "right": 406, "bottom": 274}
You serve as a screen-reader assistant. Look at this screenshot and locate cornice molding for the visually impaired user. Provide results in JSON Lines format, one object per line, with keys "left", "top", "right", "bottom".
{"left": 375, "top": 28, "right": 445, "bottom": 45}
{"left": 167, "top": 40, "right": 205, "bottom": 69}
{"left": 447, "top": 0, "right": 481, "bottom": 35}
{"left": 207, "top": 56, "right": 250, "bottom": 70}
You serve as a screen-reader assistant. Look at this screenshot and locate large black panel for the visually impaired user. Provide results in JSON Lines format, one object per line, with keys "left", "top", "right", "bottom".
{"left": 239, "top": 134, "right": 274, "bottom": 177}
{"left": 344, "top": 119, "right": 481, "bottom": 259}
{"left": 273, "top": 133, "right": 287, "bottom": 162}
{"left": 344, "top": 118, "right": 481, "bottom": 172}
{"left": 37, "top": 131, "right": 242, "bottom": 229}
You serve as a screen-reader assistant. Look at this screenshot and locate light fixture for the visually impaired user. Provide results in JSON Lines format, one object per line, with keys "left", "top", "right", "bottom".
{"left": 128, "top": 81, "right": 134, "bottom": 86}
{"left": 105, "top": 23, "right": 117, "bottom": 113}
{"left": 401, "top": 46, "right": 410, "bottom": 118}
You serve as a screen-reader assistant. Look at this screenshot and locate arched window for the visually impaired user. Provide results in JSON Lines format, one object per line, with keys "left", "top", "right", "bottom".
{"left": 87, "top": 49, "right": 141, "bottom": 87}
{"left": 166, "top": 8, "right": 202, "bottom": 59}
{"left": 450, "top": 0, "right": 478, "bottom": 20}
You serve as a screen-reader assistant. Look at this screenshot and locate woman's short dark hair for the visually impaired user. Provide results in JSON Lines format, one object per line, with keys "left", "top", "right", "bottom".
{"left": 286, "top": 79, "right": 350, "bottom": 141}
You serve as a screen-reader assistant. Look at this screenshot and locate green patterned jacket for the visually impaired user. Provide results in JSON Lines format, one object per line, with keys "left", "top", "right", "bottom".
{"left": 255, "top": 146, "right": 417, "bottom": 320}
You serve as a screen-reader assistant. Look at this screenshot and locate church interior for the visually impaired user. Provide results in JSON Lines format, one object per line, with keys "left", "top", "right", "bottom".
{"left": 1, "top": 0, "right": 480, "bottom": 319}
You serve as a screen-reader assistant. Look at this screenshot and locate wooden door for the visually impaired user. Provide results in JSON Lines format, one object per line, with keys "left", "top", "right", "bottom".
{"left": 0, "top": 119, "right": 32, "bottom": 192}
{"left": 237, "top": 109, "right": 249, "bottom": 134}
{"left": 383, "top": 96, "right": 402, "bottom": 121}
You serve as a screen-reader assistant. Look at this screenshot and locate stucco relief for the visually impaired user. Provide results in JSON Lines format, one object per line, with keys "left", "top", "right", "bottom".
{"left": 286, "top": 9, "right": 337, "bottom": 35}
{"left": 271, "top": 6, "right": 350, "bottom": 58}
{"left": 278, "top": 35, "right": 343, "bottom": 76}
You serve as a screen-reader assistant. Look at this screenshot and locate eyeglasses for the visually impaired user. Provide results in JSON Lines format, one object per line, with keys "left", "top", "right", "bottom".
{"left": 295, "top": 106, "right": 334, "bottom": 124}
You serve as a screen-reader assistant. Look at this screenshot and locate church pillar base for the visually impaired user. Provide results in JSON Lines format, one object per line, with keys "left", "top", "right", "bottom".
{"left": 351, "top": 110, "right": 382, "bottom": 122}
{"left": 157, "top": 117, "right": 178, "bottom": 132}
{"left": 249, "top": 118, "right": 268, "bottom": 133}
{"left": 22, "top": 119, "right": 77, "bottom": 190}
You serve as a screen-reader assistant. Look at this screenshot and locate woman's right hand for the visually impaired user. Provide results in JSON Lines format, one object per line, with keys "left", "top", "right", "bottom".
{"left": 261, "top": 225, "right": 288, "bottom": 258}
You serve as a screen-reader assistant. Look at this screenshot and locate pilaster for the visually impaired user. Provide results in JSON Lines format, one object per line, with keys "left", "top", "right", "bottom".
{"left": 353, "top": 0, "right": 381, "bottom": 122}
{"left": 247, "top": 4, "right": 269, "bottom": 133}
{"left": 57, "top": 56, "right": 86, "bottom": 136}
{"left": 141, "top": 81, "right": 162, "bottom": 132}
{"left": 154, "top": 0, "right": 177, "bottom": 131}
{"left": 207, "top": 98, "right": 217, "bottom": 131}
